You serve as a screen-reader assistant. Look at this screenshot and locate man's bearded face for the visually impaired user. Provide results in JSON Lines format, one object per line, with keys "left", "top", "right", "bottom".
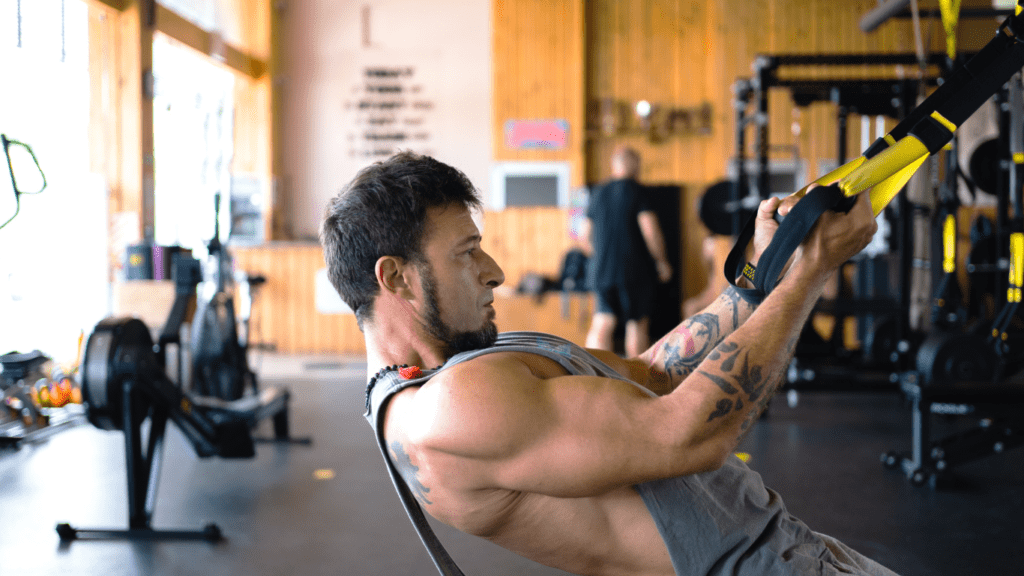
{"left": 419, "top": 261, "right": 498, "bottom": 358}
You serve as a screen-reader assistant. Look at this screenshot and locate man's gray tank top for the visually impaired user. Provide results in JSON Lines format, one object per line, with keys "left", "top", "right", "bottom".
{"left": 364, "top": 331, "right": 898, "bottom": 576}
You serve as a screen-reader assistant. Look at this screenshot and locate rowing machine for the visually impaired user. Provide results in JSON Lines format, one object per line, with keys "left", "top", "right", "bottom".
{"left": 57, "top": 316, "right": 304, "bottom": 542}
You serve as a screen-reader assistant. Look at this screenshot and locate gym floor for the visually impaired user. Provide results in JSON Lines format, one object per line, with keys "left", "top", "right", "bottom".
{"left": 1, "top": 353, "right": 1022, "bottom": 576}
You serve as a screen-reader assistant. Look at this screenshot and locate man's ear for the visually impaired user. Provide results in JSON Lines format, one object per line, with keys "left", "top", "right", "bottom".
{"left": 375, "top": 256, "right": 417, "bottom": 300}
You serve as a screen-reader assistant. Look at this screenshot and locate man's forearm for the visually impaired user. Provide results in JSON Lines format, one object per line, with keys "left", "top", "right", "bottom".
{"left": 638, "top": 286, "right": 757, "bottom": 393}
{"left": 685, "top": 268, "right": 825, "bottom": 444}
{"left": 638, "top": 211, "right": 669, "bottom": 265}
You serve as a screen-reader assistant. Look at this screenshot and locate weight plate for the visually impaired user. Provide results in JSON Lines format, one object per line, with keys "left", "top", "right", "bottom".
{"left": 968, "top": 138, "right": 1001, "bottom": 195}
{"left": 916, "top": 331, "right": 997, "bottom": 385}
{"left": 698, "top": 180, "right": 755, "bottom": 236}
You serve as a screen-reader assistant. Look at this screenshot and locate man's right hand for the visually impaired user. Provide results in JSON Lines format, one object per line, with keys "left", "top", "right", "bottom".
{"left": 789, "top": 190, "right": 877, "bottom": 284}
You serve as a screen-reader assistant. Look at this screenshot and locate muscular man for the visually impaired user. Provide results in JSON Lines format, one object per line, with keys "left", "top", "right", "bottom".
{"left": 583, "top": 146, "right": 673, "bottom": 357}
{"left": 321, "top": 152, "right": 896, "bottom": 576}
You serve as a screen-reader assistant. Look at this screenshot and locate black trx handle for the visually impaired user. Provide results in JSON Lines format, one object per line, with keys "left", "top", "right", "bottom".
{"left": 726, "top": 5, "right": 1024, "bottom": 301}
{"left": 724, "top": 185, "right": 856, "bottom": 303}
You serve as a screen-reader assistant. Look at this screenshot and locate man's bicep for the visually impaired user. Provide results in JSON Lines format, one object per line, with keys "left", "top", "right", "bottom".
{"left": 419, "top": 364, "right": 703, "bottom": 497}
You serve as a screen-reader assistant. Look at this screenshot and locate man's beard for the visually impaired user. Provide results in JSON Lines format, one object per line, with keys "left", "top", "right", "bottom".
{"left": 419, "top": 263, "right": 498, "bottom": 359}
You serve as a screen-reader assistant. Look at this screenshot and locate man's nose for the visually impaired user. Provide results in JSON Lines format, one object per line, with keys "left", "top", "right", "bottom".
{"left": 481, "top": 250, "right": 505, "bottom": 288}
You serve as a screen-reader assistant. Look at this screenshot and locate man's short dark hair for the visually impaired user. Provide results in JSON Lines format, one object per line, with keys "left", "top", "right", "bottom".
{"left": 320, "top": 151, "right": 482, "bottom": 327}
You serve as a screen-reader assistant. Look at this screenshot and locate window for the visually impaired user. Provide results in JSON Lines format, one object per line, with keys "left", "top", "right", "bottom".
{"left": 153, "top": 34, "right": 236, "bottom": 253}
{"left": 0, "top": 0, "right": 102, "bottom": 363}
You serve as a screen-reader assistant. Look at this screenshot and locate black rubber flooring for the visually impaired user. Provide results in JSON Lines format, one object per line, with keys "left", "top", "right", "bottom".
{"left": 0, "top": 360, "right": 1021, "bottom": 576}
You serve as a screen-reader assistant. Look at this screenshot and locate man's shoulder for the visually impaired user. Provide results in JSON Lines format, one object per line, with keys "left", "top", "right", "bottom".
{"left": 394, "top": 353, "right": 552, "bottom": 453}
{"left": 428, "top": 351, "right": 535, "bottom": 392}
{"left": 419, "top": 347, "right": 572, "bottom": 408}
{"left": 592, "top": 178, "right": 628, "bottom": 195}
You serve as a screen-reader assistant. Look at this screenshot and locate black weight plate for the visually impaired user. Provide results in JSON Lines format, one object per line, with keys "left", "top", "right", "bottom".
{"left": 916, "top": 331, "right": 997, "bottom": 385}
{"left": 698, "top": 180, "right": 755, "bottom": 236}
{"left": 968, "top": 138, "right": 1001, "bottom": 195}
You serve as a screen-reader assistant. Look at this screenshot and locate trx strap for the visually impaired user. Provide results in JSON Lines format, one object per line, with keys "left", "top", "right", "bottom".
{"left": 939, "top": 0, "right": 961, "bottom": 60}
{"left": 930, "top": 211, "right": 960, "bottom": 323}
{"left": 726, "top": 3, "right": 1024, "bottom": 301}
{"left": 991, "top": 72, "right": 1024, "bottom": 348}
{"left": 930, "top": 135, "right": 964, "bottom": 326}
{"left": 367, "top": 369, "right": 466, "bottom": 576}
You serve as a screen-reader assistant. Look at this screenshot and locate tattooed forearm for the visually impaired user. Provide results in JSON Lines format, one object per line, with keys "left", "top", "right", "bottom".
{"left": 698, "top": 341, "right": 768, "bottom": 423}
{"left": 724, "top": 286, "right": 759, "bottom": 324}
{"left": 723, "top": 287, "right": 741, "bottom": 328}
{"left": 643, "top": 287, "right": 758, "bottom": 390}
{"left": 389, "top": 441, "right": 432, "bottom": 505}
{"left": 697, "top": 333, "right": 797, "bottom": 427}
{"left": 660, "top": 313, "right": 720, "bottom": 378}
{"left": 736, "top": 334, "right": 800, "bottom": 432}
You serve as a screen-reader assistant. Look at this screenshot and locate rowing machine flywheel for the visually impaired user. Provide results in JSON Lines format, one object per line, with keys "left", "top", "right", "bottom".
{"left": 81, "top": 317, "right": 155, "bottom": 431}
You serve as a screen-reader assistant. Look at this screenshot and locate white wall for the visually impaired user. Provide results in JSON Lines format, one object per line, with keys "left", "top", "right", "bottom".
{"left": 281, "top": 0, "right": 493, "bottom": 239}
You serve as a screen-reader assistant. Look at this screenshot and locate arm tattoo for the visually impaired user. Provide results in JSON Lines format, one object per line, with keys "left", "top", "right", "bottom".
{"left": 646, "top": 288, "right": 755, "bottom": 389}
{"left": 661, "top": 313, "right": 720, "bottom": 377}
{"left": 723, "top": 286, "right": 757, "bottom": 321}
{"left": 389, "top": 441, "right": 433, "bottom": 505}
{"left": 735, "top": 334, "right": 799, "bottom": 432}
{"left": 723, "top": 286, "right": 741, "bottom": 327}
{"left": 697, "top": 336, "right": 789, "bottom": 425}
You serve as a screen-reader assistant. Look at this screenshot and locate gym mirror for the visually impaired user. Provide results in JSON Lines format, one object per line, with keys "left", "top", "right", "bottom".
{"left": 0, "top": 134, "right": 47, "bottom": 231}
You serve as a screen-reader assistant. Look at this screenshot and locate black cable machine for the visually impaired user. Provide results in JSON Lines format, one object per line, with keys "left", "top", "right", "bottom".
{"left": 890, "top": 74, "right": 1024, "bottom": 487}
{"left": 732, "top": 53, "right": 949, "bottom": 390}
{"left": 722, "top": 5, "right": 1024, "bottom": 487}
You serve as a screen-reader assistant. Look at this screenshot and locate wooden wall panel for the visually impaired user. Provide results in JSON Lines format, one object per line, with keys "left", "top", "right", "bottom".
{"left": 221, "top": 0, "right": 272, "bottom": 209}
{"left": 233, "top": 244, "right": 365, "bottom": 354}
{"left": 88, "top": 6, "right": 121, "bottom": 202}
{"left": 481, "top": 208, "right": 575, "bottom": 284}
{"left": 233, "top": 214, "right": 583, "bottom": 354}
{"left": 493, "top": 294, "right": 594, "bottom": 346}
{"left": 493, "top": 0, "right": 586, "bottom": 185}
{"left": 226, "top": 0, "right": 270, "bottom": 60}
{"left": 572, "top": 0, "right": 1002, "bottom": 305}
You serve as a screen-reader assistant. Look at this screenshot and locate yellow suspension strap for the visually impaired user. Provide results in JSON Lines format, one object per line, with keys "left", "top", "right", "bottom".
{"left": 990, "top": 73, "right": 1024, "bottom": 349}
{"left": 726, "top": 2, "right": 1024, "bottom": 300}
{"left": 943, "top": 214, "right": 957, "bottom": 275}
{"left": 939, "top": 0, "right": 961, "bottom": 61}
{"left": 1008, "top": 233, "right": 1023, "bottom": 305}
{"left": 929, "top": 211, "right": 962, "bottom": 325}
{"left": 927, "top": 126, "right": 970, "bottom": 327}
{"left": 992, "top": 232, "right": 1024, "bottom": 346}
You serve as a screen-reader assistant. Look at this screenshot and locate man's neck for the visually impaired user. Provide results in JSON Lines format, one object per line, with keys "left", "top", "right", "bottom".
{"left": 363, "top": 307, "right": 448, "bottom": 378}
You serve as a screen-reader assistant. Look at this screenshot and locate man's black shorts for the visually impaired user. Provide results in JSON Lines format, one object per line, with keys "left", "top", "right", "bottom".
{"left": 593, "top": 282, "right": 654, "bottom": 321}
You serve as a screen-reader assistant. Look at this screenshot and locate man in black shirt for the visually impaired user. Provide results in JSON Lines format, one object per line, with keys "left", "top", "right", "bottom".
{"left": 583, "top": 146, "right": 673, "bottom": 357}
